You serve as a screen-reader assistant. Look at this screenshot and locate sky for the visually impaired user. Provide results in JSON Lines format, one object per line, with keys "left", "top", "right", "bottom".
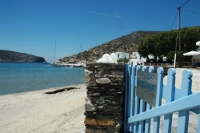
{"left": 0, "top": 0, "right": 200, "bottom": 62}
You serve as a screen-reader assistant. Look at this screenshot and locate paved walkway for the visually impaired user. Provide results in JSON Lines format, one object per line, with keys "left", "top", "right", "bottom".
{"left": 163, "top": 68, "right": 200, "bottom": 93}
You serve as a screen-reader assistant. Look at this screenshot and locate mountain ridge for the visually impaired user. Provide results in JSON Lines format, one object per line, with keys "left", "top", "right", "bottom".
{"left": 0, "top": 50, "right": 46, "bottom": 63}
{"left": 60, "top": 30, "right": 160, "bottom": 63}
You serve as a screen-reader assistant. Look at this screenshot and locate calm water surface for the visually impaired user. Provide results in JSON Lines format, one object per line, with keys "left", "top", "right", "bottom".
{"left": 0, "top": 62, "right": 85, "bottom": 95}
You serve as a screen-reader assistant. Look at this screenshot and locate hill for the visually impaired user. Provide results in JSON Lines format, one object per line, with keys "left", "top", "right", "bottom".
{"left": 60, "top": 30, "right": 159, "bottom": 63}
{"left": 0, "top": 50, "right": 46, "bottom": 63}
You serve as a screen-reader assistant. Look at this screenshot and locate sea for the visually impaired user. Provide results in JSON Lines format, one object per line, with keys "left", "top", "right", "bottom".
{"left": 0, "top": 62, "right": 85, "bottom": 96}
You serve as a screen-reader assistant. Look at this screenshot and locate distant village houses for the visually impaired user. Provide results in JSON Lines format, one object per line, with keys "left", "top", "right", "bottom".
{"left": 129, "top": 52, "right": 146, "bottom": 65}
{"left": 114, "top": 51, "right": 146, "bottom": 65}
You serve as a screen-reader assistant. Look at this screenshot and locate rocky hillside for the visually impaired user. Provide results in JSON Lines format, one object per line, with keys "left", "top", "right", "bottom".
{"left": 0, "top": 50, "right": 46, "bottom": 63}
{"left": 60, "top": 30, "right": 159, "bottom": 63}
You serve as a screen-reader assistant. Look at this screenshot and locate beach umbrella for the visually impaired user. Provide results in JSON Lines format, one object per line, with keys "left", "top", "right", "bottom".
{"left": 183, "top": 51, "right": 200, "bottom": 67}
{"left": 183, "top": 51, "right": 200, "bottom": 56}
{"left": 196, "top": 41, "right": 200, "bottom": 46}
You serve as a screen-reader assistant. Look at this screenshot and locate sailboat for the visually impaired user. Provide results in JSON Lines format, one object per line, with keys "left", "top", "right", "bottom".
{"left": 51, "top": 41, "right": 60, "bottom": 66}
{"left": 72, "top": 43, "right": 86, "bottom": 67}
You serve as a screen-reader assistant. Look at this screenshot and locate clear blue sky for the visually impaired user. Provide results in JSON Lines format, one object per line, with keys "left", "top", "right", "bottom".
{"left": 0, "top": 0, "right": 200, "bottom": 62}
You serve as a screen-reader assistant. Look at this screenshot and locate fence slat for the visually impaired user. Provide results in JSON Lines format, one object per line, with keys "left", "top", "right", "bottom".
{"left": 163, "top": 68, "right": 176, "bottom": 133}
{"left": 129, "top": 65, "right": 136, "bottom": 132}
{"left": 138, "top": 66, "right": 147, "bottom": 132}
{"left": 124, "top": 64, "right": 130, "bottom": 132}
{"left": 138, "top": 66, "right": 146, "bottom": 133}
{"left": 131, "top": 65, "right": 137, "bottom": 132}
{"left": 153, "top": 67, "right": 164, "bottom": 133}
{"left": 145, "top": 104, "right": 152, "bottom": 133}
{"left": 198, "top": 107, "right": 200, "bottom": 133}
{"left": 177, "top": 69, "right": 192, "bottom": 133}
{"left": 133, "top": 96, "right": 139, "bottom": 132}
{"left": 133, "top": 66, "right": 141, "bottom": 132}
{"left": 144, "top": 66, "right": 154, "bottom": 133}
{"left": 138, "top": 99, "right": 145, "bottom": 132}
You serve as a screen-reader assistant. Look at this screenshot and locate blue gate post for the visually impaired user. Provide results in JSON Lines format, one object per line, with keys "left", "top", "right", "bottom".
{"left": 144, "top": 66, "right": 154, "bottom": 133}
{"left": 124, "top": 64, "right": 131, "bottom": 132}
{"left": 133, "top": 65, "right": 141, "bottom": 132}
{"left": 177, "top": 69, "right": 192, "bottom": 132}
{"left": 163, "top": 68, "right": 176, "bottom": 133}
{"left": 129, "top": 65, "right": 136, "bottom": 132}
{"left": 138, "top": 66, "right": 147, "bottom": 133}
{"left": 153, "top": 67, "right": 164, "bottom": 133}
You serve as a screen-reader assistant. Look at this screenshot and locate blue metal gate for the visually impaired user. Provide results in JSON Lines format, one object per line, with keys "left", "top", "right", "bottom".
{"left": 124, "top": 64, "right": 200, "bottom": 133}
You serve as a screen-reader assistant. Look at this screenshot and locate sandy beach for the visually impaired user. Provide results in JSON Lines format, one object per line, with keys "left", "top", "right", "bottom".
{"left": 0, "top": 84, "right": 86, "bottom": 133}
{"left": 0, "top": 68, "right": 199, "bottom": 133}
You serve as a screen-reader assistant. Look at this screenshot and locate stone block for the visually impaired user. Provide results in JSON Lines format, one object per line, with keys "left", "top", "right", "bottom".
{"left": 85, "top": 98, "right": 96, "bottom": 111}
{"left": 96, "top": 77, "right": 111, "bottom": 84}
{"left": 84, "top": 118, "right": 116, "bottom": 126}
{"left": 85, "top": 128, "right": 107, "bottom": 133}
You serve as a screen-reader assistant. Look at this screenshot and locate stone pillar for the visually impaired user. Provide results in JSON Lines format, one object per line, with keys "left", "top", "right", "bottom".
{"left": 84, "top": 63, "right": 125, "bottom": 133}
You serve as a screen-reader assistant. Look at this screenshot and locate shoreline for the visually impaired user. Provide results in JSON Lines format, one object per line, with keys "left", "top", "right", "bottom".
{"left": 0, "top": 84, "right": 86, "bottom": 133}
{"left": 0, "top": 83, "right": 85, "bottom": 97}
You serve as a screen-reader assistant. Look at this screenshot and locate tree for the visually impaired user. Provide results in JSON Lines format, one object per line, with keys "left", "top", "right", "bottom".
{"left": 138, "top": 26, "right": 200, "bottom": 63}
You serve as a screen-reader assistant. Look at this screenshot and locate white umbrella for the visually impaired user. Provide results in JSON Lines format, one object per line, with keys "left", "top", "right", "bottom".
{"left": 196, "top": 41, "right": 200, "bottom": 46}
{"left": 183, "top": 51, "right": 200, "bottom": 67}
{"left": 183, "top": 51, "right": 200, "bottom": 56}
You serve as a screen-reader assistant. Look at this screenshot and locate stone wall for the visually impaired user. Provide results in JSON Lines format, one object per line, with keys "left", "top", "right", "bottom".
{"left": 84, "top": 63, "right": 125, "bottom": 133}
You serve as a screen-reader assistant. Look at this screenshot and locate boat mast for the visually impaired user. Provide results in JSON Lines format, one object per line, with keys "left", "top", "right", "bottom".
{"left": 79, "top": 43, "right": 82, "bottom": 61}
{"left": 54, "top": 41, "right": 56, "bottom": 60}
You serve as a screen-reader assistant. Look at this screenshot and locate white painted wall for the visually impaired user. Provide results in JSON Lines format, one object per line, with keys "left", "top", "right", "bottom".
{"left": 129, "top": 52, "right": 146, "bottom": 65}
{"left": 115, "top": 52, "right": 129, "bottom": 59}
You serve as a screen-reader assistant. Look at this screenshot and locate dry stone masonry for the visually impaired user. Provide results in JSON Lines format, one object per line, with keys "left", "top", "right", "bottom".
{"left": 84, "top": 63, "right": 125, "bottom": 133}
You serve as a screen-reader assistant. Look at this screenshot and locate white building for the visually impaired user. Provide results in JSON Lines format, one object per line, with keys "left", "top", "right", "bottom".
{"left": 129, "top": 52, "right": 146, "bottom": 65}
{"left": 96, "top": 52, "right": 129, "bottom": 64}
{"left": 115, "top": 52, "right": 129, "bottom": 60}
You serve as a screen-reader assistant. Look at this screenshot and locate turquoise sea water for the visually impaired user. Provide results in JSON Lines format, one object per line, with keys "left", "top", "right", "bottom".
{"left": 0, "top": 62, "right": 85, "bottom": 95}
